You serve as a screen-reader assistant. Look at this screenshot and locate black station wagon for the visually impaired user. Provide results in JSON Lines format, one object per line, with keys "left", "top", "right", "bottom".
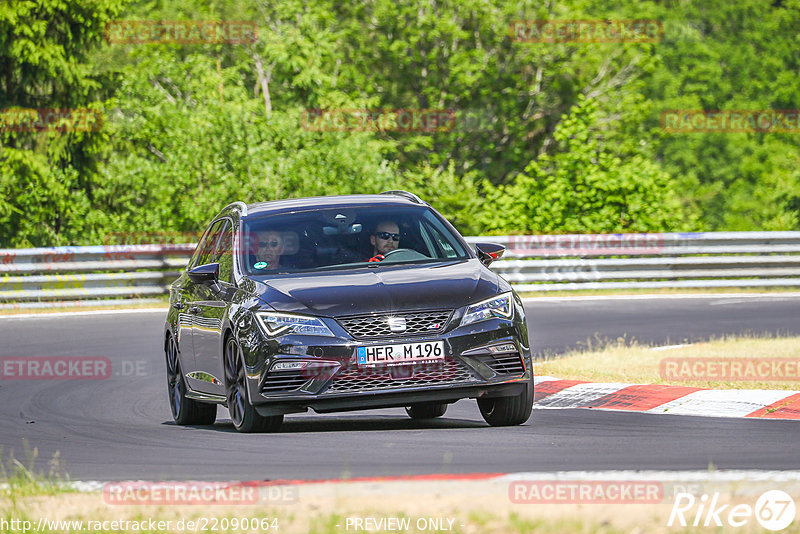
{"left": 164, "top": 191, "right": 533, "bottom": 432}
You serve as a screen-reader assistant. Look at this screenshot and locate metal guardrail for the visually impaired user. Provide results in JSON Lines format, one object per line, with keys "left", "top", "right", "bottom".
{"left": 0, "top": 244, "right": 192, "bottom": 308}
{"left": 462, "top": 231, "right": 800, "bottom": 291}
{"left": 1, "top": 232, "right": 800, "bottom": 308}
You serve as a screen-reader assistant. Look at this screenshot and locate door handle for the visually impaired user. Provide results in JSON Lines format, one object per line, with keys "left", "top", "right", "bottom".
{"left": 188, "top": 306, "right": 201, "bottom": 314}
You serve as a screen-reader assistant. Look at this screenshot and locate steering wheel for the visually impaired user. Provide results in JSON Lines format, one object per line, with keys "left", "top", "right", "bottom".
{"left": 381, "top": 248, "right": 407, "bottom": 258}
{"left": 379, "top": 248, "right": 429, "bottom": 262}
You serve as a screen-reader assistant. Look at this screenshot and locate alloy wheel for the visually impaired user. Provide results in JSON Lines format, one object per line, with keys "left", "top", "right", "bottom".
{"left": 224, "top": 337, "right": 247, "bottom": 427}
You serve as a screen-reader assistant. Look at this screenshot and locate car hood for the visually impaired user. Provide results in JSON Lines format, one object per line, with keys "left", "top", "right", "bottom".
{"left": 248, "top": 259, "right": 502, "bottom": 316}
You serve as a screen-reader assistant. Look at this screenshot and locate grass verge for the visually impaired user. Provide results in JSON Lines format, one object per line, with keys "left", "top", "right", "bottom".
{"left": 3, "top": 440, "right": 800, "bottom": 533}
{"left": 4, "top": 476, "right": 800, "bottom": 533}
{"left": 535, "top": 335, "right": 800, "bottom": 389}
{"left": 0, "top": 448, "right": 70, "bottom": 502}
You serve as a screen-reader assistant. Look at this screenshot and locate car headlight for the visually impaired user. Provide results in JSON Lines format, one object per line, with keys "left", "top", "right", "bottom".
{"left": 460, "top": 292, "right": 514, "bottom": 327}
{"left": 255, "top": 312, "right": 335, "bottom": 337}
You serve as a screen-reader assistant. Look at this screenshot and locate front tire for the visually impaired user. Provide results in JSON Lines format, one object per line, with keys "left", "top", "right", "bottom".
{"left": 477, "top": 377, "right": 534, "bottom": 427}
{"left": 166, "top": 335, "right": 216, "bottom": 425}
{"left": 405, "top": 402, "right": 447, "bottom": 419}
{"left": 224, "top": 336, "right": 283, "bottom": 433}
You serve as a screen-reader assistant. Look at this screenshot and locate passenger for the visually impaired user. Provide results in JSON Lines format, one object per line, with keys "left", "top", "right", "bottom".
{"left": 254, "top": 230, "right": 284, "bottom": 270}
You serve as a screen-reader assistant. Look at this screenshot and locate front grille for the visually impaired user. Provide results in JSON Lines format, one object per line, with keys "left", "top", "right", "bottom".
{"left": 338, "top": 310, "right": 453, "bottom": 339}
{"left": 486, "top": 353, "right": 525, "bottom": 375}
{"left": 260, "top": 371, "right": 310, "bottom": 394}
{"left": 324, "top": 359, "right": 474, "bottom": 393}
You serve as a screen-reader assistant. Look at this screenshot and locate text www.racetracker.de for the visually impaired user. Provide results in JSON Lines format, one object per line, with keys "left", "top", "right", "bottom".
{"left": 0, "top": 517, "right": 279, "bottom": 533}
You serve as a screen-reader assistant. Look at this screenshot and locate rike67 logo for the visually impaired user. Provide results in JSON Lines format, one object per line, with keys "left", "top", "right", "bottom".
{"left": 669, "top": 490, "right": 796, "bottom": 531}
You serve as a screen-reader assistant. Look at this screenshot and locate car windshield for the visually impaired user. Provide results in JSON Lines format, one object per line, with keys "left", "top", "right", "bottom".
{"left": 240, "top": 205, "right": 469, "bottom": 274}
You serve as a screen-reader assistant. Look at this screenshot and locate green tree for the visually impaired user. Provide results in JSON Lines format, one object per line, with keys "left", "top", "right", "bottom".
{"left": 0, "top": 0, "right": 126, "bottom": 246}
{"left": 643, "top": 0, "right": 800, "bottom": 229}
{"left": 480, "top": 97, "right": 689, "bottom": 234}
{"left": 402, "top": 161, "right": 482, "bottom": 236}
{"left": 93, "top": 14, "right": 399, "bottom": 237}
{"left": 4, "top": 0, "right": 800, "bottom": 246}
{"left": 333, "top": 0, "right": 657, "bottom": 187}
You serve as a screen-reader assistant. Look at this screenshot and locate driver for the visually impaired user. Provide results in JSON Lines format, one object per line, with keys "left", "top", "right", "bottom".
{"left": 368, "top": 221, "right": 400, "bottom": 262}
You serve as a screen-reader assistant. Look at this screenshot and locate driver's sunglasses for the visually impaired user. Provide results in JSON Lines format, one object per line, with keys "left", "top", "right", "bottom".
{"left": 258, "top": 240, "right": 280, "bottom": 248}
{"left": 374, "top": 231, "right": 401, "bottom": 241}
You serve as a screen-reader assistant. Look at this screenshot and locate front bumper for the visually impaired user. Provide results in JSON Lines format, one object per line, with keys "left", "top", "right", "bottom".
{"left": 254, "top": 379, "right": 529, "bottom": 416}
{"left": 237, "top": 309, "right": 532, "bottom": 415}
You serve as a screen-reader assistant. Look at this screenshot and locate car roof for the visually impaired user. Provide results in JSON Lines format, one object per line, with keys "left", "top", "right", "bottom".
{"left": 243, "top": 193, "right": 426, "bottom": 218}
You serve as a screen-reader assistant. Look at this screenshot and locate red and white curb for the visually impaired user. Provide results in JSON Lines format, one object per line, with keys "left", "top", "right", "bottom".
{"left": 533, "top": 376, "right": 800, "bottom": 420}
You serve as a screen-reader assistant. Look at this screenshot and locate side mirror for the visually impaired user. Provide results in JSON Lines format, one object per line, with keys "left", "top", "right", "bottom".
{"left": 475, "top": 243, "right": 505, "bottom": 267}
{"left": 188, "top": 263, "right": 220, "bottom": 284}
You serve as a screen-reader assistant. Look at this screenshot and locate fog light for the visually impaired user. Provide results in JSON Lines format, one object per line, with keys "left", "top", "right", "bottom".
{"left": 489, "top": 343, "right": 517, "bottom": 353}
{"left": 271, "top": 361, "right": 308, "bottom": 371}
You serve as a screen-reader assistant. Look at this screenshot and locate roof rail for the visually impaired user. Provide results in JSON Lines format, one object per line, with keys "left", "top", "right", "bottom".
{"left": 217, "top": 201, "right": 248, "bottom": 218}
{"left": 379, "top": 190, "right": 425, "bottom": 204}
{"left": 231, "top": 201, "right": 248, "bottom": 216}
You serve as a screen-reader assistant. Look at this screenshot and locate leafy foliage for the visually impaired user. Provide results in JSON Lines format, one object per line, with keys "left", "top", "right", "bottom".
{"left": 1, "top": 0, "right": 799, "bottom": 247}
{"left": 481, "top": 97, "right": 688, "bottom": 234}
{"left": 0, "top": 0, "right": 125, "bottom": 246}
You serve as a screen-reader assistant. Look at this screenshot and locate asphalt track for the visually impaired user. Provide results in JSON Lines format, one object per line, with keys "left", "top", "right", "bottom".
{"left": 1, "top": 294, "right": 799, "bottom": 481}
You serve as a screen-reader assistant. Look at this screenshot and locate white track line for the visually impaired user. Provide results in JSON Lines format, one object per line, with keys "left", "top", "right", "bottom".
{"left": 0, "top": 308, "right": 168, "bottom": 320}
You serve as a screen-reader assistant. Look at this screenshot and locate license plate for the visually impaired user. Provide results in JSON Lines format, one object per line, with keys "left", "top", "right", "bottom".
{"left": 356, "top": 341, "right": 445, "bottom": 368}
